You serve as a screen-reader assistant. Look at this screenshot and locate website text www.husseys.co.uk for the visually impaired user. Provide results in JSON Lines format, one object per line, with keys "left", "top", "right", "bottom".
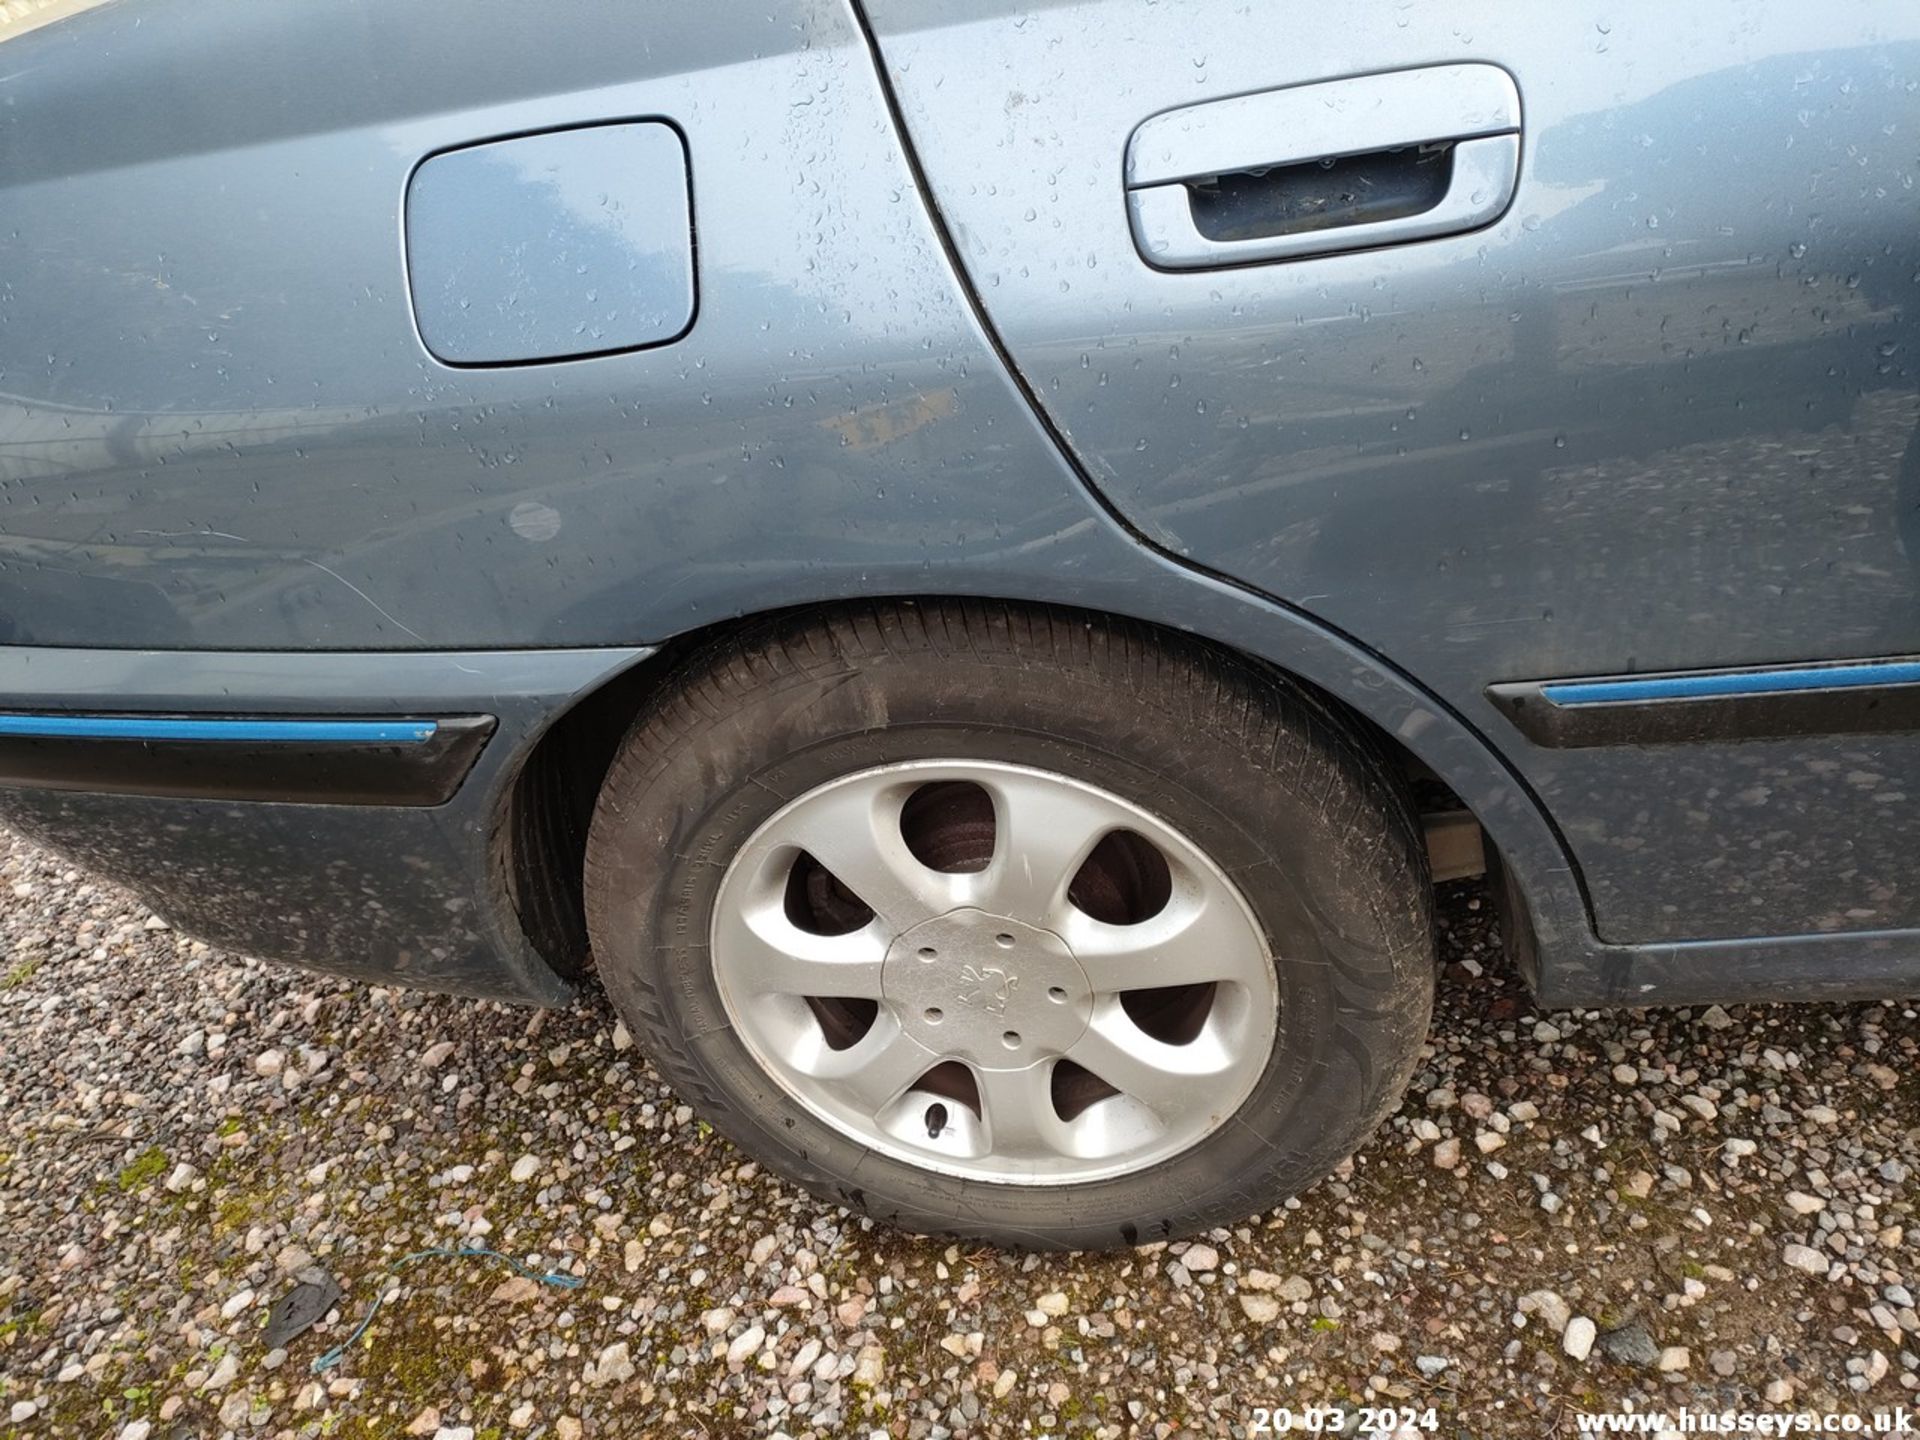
{"left": 1575, "top": 1408, "right": 1913, "bottom": 1435}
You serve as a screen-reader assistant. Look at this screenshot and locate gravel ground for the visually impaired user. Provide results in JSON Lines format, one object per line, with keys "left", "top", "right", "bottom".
{"left": 1, "top": 826, "right": 1916, "bottom": 1440}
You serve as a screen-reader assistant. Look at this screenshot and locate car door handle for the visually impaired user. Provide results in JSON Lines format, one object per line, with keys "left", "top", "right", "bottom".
{"left": 1124, "top": 64, "right": 1521, "bottom": 270}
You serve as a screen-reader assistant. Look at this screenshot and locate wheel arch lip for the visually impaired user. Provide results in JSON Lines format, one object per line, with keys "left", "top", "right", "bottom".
{"left": 515, "top": 580, "right": 1594, "bottom": 990}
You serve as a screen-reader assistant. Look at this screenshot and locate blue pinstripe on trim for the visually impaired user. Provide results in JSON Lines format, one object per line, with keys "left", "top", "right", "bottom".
{"left": 0, "top": 715, "right": 438, "bottom": 743}
{"left": 1543, "top": 660, "right": 1920, "bottom": 707}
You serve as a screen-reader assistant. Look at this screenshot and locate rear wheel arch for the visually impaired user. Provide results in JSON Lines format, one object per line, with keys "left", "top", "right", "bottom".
{"left": 499, "top": 594, "right": 1563, "bottom": 998}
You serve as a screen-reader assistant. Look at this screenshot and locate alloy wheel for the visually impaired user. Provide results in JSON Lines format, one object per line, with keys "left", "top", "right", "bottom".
{"left": 708, "top": 760, "right": 1279, "bottom": 1184}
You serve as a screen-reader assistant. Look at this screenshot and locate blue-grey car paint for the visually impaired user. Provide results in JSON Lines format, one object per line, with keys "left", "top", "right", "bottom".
{"left": 856, "top": 0, "right": 1920, "bottom": 946}
{"left": 0, "top": 0, "right": 1914, "bottom": 1008}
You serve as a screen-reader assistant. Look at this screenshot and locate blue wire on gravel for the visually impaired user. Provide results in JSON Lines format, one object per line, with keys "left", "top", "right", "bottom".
{"left": 311, "top": 1246, "right": 584, "bottom": 1374}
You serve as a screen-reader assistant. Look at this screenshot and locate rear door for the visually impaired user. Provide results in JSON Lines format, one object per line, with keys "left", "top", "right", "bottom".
{"left": 860, "top": 0, "right": 1920, "bottom": 948}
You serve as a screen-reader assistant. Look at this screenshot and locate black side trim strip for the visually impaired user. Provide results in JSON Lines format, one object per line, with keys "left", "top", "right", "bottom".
{"left": 1489, "top": 679, "right": 1920, "bottom": 748}
{"left": 0, "top": 716, "right": 496, "bottom": 805}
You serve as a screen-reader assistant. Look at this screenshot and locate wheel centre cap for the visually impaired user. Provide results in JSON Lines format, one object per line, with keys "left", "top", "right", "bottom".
{"left": 882, "top": 909, "right": 1092, "bottom": 1070}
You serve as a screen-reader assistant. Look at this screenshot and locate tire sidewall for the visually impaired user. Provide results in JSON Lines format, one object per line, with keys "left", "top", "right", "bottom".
{"left": 589, "top": 627, "right": 1430, "bottom": 1246}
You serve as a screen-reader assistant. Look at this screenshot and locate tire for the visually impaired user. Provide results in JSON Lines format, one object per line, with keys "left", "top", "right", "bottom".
{"left": 584, "top": 600, "right": 1434, "bottom": 1249}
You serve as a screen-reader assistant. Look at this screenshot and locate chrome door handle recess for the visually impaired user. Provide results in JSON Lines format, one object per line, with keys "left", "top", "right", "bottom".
{"left": 1129, "top": 134, "right": 1520, "bottom": 268}
{"left": 1125, "top": 64, "right": 1522, "bottom": 269}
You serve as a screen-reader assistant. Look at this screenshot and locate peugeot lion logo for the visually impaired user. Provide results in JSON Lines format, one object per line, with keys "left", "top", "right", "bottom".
{"left": 956, "top": 964, "right": 1017, "bottom": 1015}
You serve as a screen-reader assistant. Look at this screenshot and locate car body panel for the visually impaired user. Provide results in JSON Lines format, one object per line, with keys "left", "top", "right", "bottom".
{"left": 857, "top": 0, "right": 1920, "bottom": 945}
{"left": 0, "top": 0, "right": 1914, "bottom": 1004}
{"left": 0, "top": 0, "right": 1128, "bottom": 652}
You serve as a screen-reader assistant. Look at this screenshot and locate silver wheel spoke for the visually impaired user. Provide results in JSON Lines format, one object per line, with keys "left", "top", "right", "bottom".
{"left": 780, "top": 779, "right": 960, "bottom": 933}
{"left": 718, "top": 905, "right": 887, "bottom": 999}
{"left": 811, "top": 1016, "right": 932, "bottom": 1112}
{"left": 1062, "top": 887, "right": 1270, "bottom": 996}
{"left": 975, "top": 1063, "right": 1077, "bottom": 1160}
{"left": 974, "top": 774, "right": 1120, "bottom": 925}
{"left": 1065, "top": 1003, "right": 1237, "bottom": 1119}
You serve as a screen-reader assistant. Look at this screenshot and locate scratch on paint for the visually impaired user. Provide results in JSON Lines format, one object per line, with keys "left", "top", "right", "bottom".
{"left": 302, "top": 559, "right": 426, "bottom": 643}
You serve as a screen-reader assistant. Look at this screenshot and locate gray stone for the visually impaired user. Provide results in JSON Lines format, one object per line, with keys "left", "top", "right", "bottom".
{"left": 1600, "top": 1323, "right": 1661, "bottom": 1368}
